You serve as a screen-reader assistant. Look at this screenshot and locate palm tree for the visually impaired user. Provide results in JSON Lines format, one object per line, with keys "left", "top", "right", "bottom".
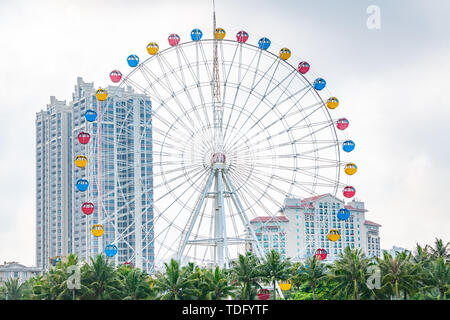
{"left": 328, "top": 247, "right": 370, "bottom": 300}
{"left": 259, "top": 249, "right": 291, "bottom": 300}
{"left": 297, "top": 256, "right": 327, "bottom": 300}
{"left": 427, "top": 257, "right": 450, "bottom": 300}
{"left": 288, "top": 262, "right": 304, "bottom": 291}
{"left": 230, "top": 252, "right": 262, "bottom": 300}
{"left": 202, "top": 267, "right": 235, "bottom": 300}
{"left": 426, "top": 238, "right": 449, "bottom": 263}
{"left": 410, "top": 244, "right": 435, "bottom": 299}
{"left": 153, "top": 259, "right": 197, "bottom": 300}
{"left": 117, "top": 265, "right": 152, "bottom": 300}
{"left": 2, "top": 278, "right": 25, "bottom": 300}
{"left": 80, "top": 254, "right": 121, "bottom": 300}
{"left": 377, "top": 251, "right": 417, "bottom": 299}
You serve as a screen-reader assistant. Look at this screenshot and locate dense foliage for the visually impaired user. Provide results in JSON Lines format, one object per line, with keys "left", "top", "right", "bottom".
{"left": 1, "top": 238, "right": 448, "bottom": 300}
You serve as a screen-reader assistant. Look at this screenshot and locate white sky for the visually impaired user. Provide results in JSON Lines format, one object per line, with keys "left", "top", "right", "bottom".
{"left": 0, "top": 0, "right": 449, "bottom": 266}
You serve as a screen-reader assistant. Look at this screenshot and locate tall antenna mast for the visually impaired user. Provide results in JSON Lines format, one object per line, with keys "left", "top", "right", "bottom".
{"left": 212, "top": 0, "right": 223, "bottom": 153}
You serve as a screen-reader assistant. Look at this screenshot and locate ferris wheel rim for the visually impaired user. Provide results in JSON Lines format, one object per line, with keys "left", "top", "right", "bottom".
{"left": 86, "top": 28, "right": 356, "bottom": 267}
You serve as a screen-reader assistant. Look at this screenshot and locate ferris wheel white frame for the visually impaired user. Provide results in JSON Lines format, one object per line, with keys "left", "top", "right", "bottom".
{"left": 89, "top": 7, "right": 357, "bottom": 275}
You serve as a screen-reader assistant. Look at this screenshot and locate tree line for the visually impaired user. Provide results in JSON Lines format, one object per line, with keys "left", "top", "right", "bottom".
{"left": 1, "top": 238, "right": 448, "bottom": 300}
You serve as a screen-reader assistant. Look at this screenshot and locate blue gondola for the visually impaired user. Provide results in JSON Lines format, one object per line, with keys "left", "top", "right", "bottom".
{"left": 258, "top": 37, "right": 271, "bottom": 50}
{"left": 297, "top": 264, "right": 309, "bottom": 275}
{"left": 337, "top": 208, "right": 351, "bottom": 221}
{"left": 50, "top": 257, "right": 61, "bottom": 266}
{"left": 127, "top": 54, "right": 139, "bottom": 67}
{"left": 191, "top": 28, "right": 203, "bottom": 41}
{"left": 105, "top": 244, "right": 118, "bottom": 257}
{"left": 314, "top": 78, "right": 326, "bottom": 91}
{"left": 342, "top": 140, "right": 355, "bottom": 152}
{"left": 85, "top": 109, "right": 97, "bottom": 122}
{"left": 76, "top": 179, "right": 89, "bottom": 192}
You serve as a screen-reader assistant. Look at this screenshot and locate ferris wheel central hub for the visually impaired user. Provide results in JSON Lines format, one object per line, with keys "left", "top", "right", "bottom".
{"left": 211, "top": 152, "right": 226, "bottom": 165}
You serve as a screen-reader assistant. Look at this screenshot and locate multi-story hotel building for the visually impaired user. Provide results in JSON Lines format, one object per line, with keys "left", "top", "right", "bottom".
{"left": 36, "top": 77, "right": 154, "bottom": 271}
{"left": 0, "top": 262, "right": 41, "bottom": 286}
{"left": 249, "top": 194, "right": 381, "bottom": 261}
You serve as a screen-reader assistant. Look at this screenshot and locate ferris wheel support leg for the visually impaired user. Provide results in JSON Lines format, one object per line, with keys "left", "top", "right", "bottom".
{"left": 215, "top": 167, "right": 229, "bottom": 269}
{"left": 223, "top": 172, "right": 284, "bottom": 298}
{"left": 177, "top": 170, "right": 215, "bottom": 263}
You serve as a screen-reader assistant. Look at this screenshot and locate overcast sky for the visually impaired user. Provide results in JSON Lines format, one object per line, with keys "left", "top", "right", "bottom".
{"left": 0, "top": 0, "right": 449, "bottom": 266}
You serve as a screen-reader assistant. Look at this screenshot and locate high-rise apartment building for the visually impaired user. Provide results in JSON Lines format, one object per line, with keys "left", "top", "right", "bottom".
{"left": 36, "top": 77, "right": 154, "bottom": 271}
{"left": 36, "top": 97, "right": 72, "bottom": 268}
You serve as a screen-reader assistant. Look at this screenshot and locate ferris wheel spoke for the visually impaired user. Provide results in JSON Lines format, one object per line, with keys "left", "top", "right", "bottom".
{"left": 153, "top": 57, "right": 200, "bottom": 134}
{"left": 252, "top": 161, "right": 344, "bottom": 187}
{"left": 155, "top": 171, "right": 210, "bottom": 261}
{"left": 155, "top": 165, "right": 207, "bottom": 199}
{"left": 152, "top": 169, "right": 211, "bottom": 252}
{"left": 155, "top": 166, "right": 205, "bottom": 191}
{"left": 252, "top": 162, "right": 344, "bottom": 171}
{"left": 222, "top": 46, "right": 261, "bottom": 144}
{"left": 236, "top": 68, "right": 298, "bottom": 133}
{"left": 121, "top": 77, "right": 147, "bottom": 94}
{"left": 185, "top": 185, "right": 212, "bottom": 262}
{"left": 252, "top": 167, "right": 339, "bottom": 190}
{"left": 231, "top": 120, "right": 333, "bottom": 156}
{"left": 223, "top": 56, "right": 280, "bottom": 148}
{"left": 192, "top": 42, "right": 214, "bottom": 129}
{"left": 233, "top": 163, "right": 300, "bottom": 201}
{"left": 175, "top": 48, "right": 210, "bottom": 129}
{"left": 153, "top": 162, "right": 203, "bottom": 178}
{"left": 228, "top": 163, "right": 282, "bottom": 206}
{"left": 130, "top": 71, "right": 197, "bottom": 138}
{"left": 176, "top": 170, "right": 215, "bottom": 262}
{"left": 228, "top": 94, "right": 315, "bottom": 154}
{"left": 232, "top": 159, "right": 313, "bottom": 198}
{"left": 222, "top": 48, "right": 265, "bottom": 146}
{"left": 224, "top": 61, "right": 302, "bottom": 151}
{"left": 228, "top": 171, "right": 282, "bottom": 216}
{"left": 226, "top": 86, "right": 318, "bottom": 155}
{"left": 160, "top": 50, "right": 207, "bottom": 130}
{"left": 219, "top": 40, "right": 239, "bottom": 105}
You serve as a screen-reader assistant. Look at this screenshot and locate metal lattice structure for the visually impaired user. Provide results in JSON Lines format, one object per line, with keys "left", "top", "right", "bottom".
{"left": 85, "top": 5, "right": 357, "bottom": 273}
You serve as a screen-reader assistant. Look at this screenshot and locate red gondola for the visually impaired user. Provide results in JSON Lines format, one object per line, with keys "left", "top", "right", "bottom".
{"left": 343, "top": 186, "right": 356, "bottom": 198}
{"left": 82, "top": 202, "right": 94, "bottom": 215}
{"left": 110, "top": 70, "right": 122, "bottom": 83}
{"left": 257, "top": 289, "right": 270, "bottom": 300}
{"left": 77, "top": 132, "right": 90, "bottom": 144}
{"left": 236, "top": 31, "right": 249, "bottom": 43}
{"left": 314, "top": 248, "right": 327, "bottom": 261}
{"left": 168, "top": 33, "right": 180, "bottom": 46}
{"left": 336, "top": 118, "right": 349, "bottom": 130}
{"left": 298, "top": 61, "right": 310, "bottom": 74}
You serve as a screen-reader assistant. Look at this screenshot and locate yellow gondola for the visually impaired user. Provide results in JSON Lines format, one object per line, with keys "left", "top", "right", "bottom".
{"left": 278, "top": 280, "right": 292, "bottom": 291}
{"left": 344, "top": 163, "right": 358, "bottom": 175}
{"left": 96, "top": 88, "right": 108, "bottom": 101}
{"left": 214, "top": 27, "right": 226, "bottom": 40}
{"left": 74, "top": 155, "right": 87, "bottom": 168}
{"left": 326, "top": 97, "right": 339, "bottom": 109}
{"left": 279, "top": 48, "right": 291, "bottom": 60}
{"left": 91, "top": 224, "right": 104, "bottom": 237}
{"left": 327, "top": 229, "right": 341, "bottom": 242}
{"left": 147, "top": 42, "right": 159, "bottom": 55}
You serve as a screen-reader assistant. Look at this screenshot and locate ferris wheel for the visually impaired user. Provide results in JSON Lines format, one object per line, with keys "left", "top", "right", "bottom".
{"left": 78, "top": 13, "right": 357, "bottom": 271}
